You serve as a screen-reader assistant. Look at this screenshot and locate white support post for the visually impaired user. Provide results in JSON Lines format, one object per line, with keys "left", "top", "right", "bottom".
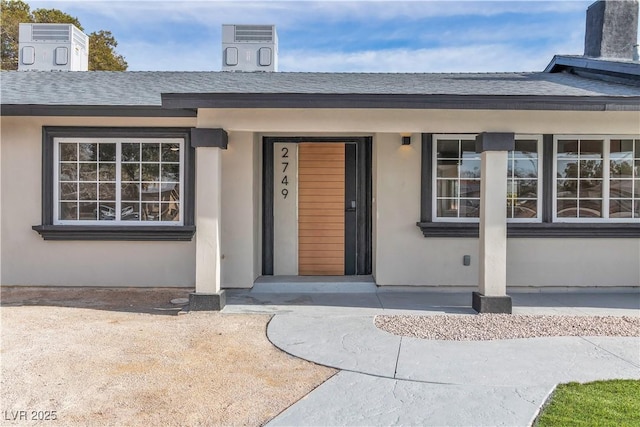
{"left": 191, "top": 146, "right": 225, "bottom": 310}
{"left": 478, "top": 150, "right": 508, "bottom": 296}
{"left": 473, "top": 132, "right": 513, "bottom": 314}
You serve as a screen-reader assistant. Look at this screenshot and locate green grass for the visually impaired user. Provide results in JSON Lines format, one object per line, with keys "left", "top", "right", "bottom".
{"left": 535, "top": 380, "right": 640, "bottom": 427}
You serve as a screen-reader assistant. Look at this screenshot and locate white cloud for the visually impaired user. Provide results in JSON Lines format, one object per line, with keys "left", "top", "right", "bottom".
{"left": 279, "top": 39, "right": 580, "bottom": 72}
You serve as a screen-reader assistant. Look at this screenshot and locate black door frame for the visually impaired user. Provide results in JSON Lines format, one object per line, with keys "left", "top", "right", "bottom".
{"left": 262, "top": 136, "right": 372, "bottom": 276}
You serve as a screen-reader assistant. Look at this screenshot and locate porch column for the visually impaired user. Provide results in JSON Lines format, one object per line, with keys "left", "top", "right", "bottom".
{"left": 189, "top": 129, "right": 228, "bottom": 311}
{"left": 472, "top": 132, "right": 513, "bottom": 314}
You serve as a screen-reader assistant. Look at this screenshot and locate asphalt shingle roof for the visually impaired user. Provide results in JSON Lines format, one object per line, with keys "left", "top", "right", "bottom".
{"left": 2, "top": 70, "right": 640, "bottom": 107}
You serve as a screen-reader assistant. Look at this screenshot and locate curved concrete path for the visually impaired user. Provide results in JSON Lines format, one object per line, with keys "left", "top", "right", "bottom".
{"left": 223, "top": 290, "right": 640, "bottom": 426}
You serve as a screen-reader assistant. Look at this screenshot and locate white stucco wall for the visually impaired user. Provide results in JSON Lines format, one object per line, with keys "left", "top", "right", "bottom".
{"left": 2, "top": 109, "right": 639, "bottom": 289}
{"left": 0, "top": 116, "right": 197, "bottom": 287}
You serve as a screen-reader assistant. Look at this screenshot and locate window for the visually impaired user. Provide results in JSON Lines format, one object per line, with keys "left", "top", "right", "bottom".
{"left": 554, "top": 136, "right": 640, "bottom": 222}
{"left": 34, "top": 127, "right": 195, "bottom": 241}
{"left": 433, "top": 134, "right": 542, "bottom": 222}
{"left": 55, "top": 138, "right": 183, "bottom": 225}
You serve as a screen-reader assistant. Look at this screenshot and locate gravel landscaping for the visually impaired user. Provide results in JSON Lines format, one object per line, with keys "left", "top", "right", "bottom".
{"left": 375, "top": 314, "right": 640, "bottom": 341}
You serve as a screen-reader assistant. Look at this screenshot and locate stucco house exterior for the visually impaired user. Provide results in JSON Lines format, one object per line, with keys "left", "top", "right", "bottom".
{"left": 1, "top": 0, "right": 639, "bottom": 312}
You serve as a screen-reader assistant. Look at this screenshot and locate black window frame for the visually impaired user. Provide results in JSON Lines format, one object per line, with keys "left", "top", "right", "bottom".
{"left": 33, "top": 127, "right": 196, "bottom": 241}
{"left": 417, "top": 133, "right": 640, "bottom": 238}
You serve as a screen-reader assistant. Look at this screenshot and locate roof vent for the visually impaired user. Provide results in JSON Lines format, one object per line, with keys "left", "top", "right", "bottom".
{"left": 18, "top": 23, "right": 89, "bottom": 71}
{"left": 222, "top": 24, "right": 278, "bottom": 72}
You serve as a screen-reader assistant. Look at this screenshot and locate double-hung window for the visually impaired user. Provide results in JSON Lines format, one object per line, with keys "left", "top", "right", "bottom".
{"left": 34, "top": 127, "right": 195, "bottom": 241}
{"left": 55, "top": 138, "right": 184, "bottom": 225}
{"left": 554, "top": 136, "right": 640, "bottom": 221}
{"left": 433, "top": 134, "right": 542, "bottom": 222}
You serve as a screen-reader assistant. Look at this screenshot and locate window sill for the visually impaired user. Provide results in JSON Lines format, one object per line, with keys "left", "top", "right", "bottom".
{"left": 416, "top": 222, "right": 640, "bottom": 238}
{"left": 32, "top": 225, "right": 196, "bottom": 241}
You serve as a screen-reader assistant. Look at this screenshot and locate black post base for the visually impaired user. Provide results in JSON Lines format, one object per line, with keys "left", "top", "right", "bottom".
{"left": 472, "top": 291, "right": 512, "bottom": 314}
{"left": 188, "top": 291, "right": 226, "bottom": 311}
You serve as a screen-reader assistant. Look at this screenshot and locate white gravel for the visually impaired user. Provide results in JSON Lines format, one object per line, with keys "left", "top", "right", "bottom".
{"left": 374, "top": 314, "right": 640, "bottom": 341}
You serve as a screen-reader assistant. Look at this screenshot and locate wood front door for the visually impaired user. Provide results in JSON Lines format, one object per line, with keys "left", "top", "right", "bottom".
{"left": 297, "top": 143, "right": 345, "bottom": 275}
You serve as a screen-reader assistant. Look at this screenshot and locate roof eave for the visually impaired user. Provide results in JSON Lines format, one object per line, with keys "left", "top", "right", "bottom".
{"left": 0, "top": 105, "right": 197, "bottom": 117}
{"left": 161, "top": 93, "right": 640, "bottom": 111}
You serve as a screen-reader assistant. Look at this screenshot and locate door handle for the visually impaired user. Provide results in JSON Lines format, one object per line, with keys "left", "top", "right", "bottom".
{"left": 346, "top": 200, "right": 356, "bottom": 212}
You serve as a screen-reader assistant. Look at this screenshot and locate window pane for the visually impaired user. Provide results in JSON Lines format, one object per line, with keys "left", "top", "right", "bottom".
{"left": 513, "top": 140, "right": 537, "bottom": 156}
{"left": 460, "top": 180, "right": 480, "bottom": 198}
{"left": 141, "top": 143, "right": 160, "bottom": 162}
{"left": 557, "top": 199, "right": 578, "bottom": 218}
{"left": 610, "top": 180, "right": 633, "bottom": 198}
{"left": 141, "top": 184, "right": 160, "bottom": 201}
{"left": 437, "top": 180, "right": 457, "bottom": 198}
{"left": 579, "top": 140, "right": 603, "bottom": 158}
{"left": 78, "top": 183, "right": 97, "bottom": 201}
{"left": 78, "top": 143, "right": 97, "bottom": 161}
{"left": 161, "top": 184, "right": 179, "bottom": 202}
{"left": 79, "top": 163, "right": 97, "bottom": 181}
{"left": 99, "top": 183, "right": 116, "bottom": 201}
{"left": 59, "top": 163, "right": 77, "bottom": 181}
{"left": 578, "top": 180, "right": 602, "bottom": 198}
{"left": 557, "top": 140, "right": 578, "bottom": 157}
{"left": 436, "top": 140, "right": 458, "bottom": 159}
{"left": 460, "top": 199, "right": 480, "bottom": 218}
{"left": 636, "top": 140, "right": 640, "bottom": 158}
{"left": 580, "top": 160, "right": 602, "bottom": 178}
{"left": 460, "top": 160, "right": 480, "bottom": 178}
{"left": 121, "top": 203, "right": 140, "bottom": 221}
{"left": 99, "top": 163, "right": 116, "bottom": 181}
{"left": 141, "top": 164, "right": 159, "bottom": 181}
{"left": 579, "top": 200, "right": 602, "bottom": 218}
{"left": 610, "top": 139, "right": 634, "bottom": 158}
{"left": 557, "top": 160, "right": 578, "bottom": 178}
{"left": 122, "top": 143, "right": 140, "bottom": 162}
{"left": 79, "top": 202, "right": 98, "bottom": 220}
{"left": 161, "top": 203, "right": 180, "bottom": 221}
{"left": 60, "top": 183, "right": 77, "bottom": 200}
{"left": 610, "top": 160, "right": 633, "bottom": 178}
{"left": 557, "top": 180, "right": 578, "bottom": 198}
{"left": 98, "top": 143, "right": 116, "bottom": 162}
{"left": 610, "top": 199, "right": 633, "bottom": 218}
{"left": 121, "top": 164, "right": 140, "bottom": 181}
{"left": 161, "top": 164, "right": 180, "bottom": 182}
{"left": 513, "top": 159, "right": 537, "bottom": 178}
{"left": 121, "top": 183, "right": 140, "bottom": 201}
{"left": 436, "top": 160, "right": 458, "bottom": 178}
{"left": 59, "top": 143, "right": 77, "bottom": 161}
{"left": 512, "top": 180, "right": 537, "bottom": 198}
{"left": 162, "top": 143, "right": 180, "bottom": 162}
{"left": 461, "top": 140, "right": 479, "bottom": 159}
{"left": 437, "top": 199, "right": 458, "bottom": 217}
{"left": 97, "top": 203, "right": 116, "bottom": 221}
{"left": 141, "top": 203, "right": 160, "bottom": 221}
{"left": 59, "top": 202, "right": 77, "bottom": 220}
{"left": 635, "top": 180, "right": 640, "bottom": 198}
{"left": 513, "top": 200, "right": 537, "bottom": 218}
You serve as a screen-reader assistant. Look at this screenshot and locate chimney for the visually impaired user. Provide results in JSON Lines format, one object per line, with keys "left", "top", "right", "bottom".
{"left": 584, "top": 0, "right": 639, "bottom": 60}
{"left": 18, "top": 23, "right": 89, "bottom": 71}
{"left": 222, "top": 25, "right": 278, "bottom": 72}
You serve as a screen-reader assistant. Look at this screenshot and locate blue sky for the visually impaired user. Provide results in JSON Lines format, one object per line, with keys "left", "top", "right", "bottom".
{"left": 27, "top": 0, "right": 601, "bottom": 72}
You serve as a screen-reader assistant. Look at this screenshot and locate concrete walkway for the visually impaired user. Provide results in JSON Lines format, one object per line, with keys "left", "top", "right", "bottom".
{"left": 223, "top": 290, "right": 640, "bottom": 426}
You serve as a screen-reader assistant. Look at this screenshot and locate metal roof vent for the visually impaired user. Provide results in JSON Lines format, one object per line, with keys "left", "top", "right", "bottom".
{"left": 18, "top": 23, "right": 89, "bottom": 71}
{"left": 222, "top": 24, "right": 278, "bottom": 72}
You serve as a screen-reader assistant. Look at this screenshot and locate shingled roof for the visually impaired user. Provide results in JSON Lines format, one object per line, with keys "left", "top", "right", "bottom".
{"left": 2, "top": 69, "right": 639, "bottom": 115}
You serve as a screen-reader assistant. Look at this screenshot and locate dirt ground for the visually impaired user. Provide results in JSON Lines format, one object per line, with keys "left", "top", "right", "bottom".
{"left": 0, "top": 287, "right": 336, "bottom": 426}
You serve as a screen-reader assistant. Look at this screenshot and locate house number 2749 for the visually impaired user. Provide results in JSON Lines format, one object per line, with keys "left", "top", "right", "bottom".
{"left": 281, "top": 147, "right": 289, "bottom": 199}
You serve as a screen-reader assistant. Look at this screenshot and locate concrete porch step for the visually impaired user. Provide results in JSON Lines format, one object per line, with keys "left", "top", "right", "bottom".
{"left": 251, "top": 275, "right": 377, "bottom": 293}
